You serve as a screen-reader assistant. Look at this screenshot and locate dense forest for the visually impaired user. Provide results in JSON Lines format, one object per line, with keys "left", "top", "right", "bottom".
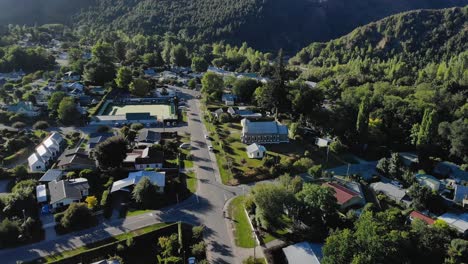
{"left": 0, "top": 0, "right": 467, "bottom": 51}
{"left": 287, "top": 6, "right": 467, "bottom": 163}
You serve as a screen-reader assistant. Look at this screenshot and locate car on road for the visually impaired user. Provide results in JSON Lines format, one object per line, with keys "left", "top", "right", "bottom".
{"left": 208, "top": 145, "right": 214, "bottom": 151}
{"left": 204, "top": 134, "right": 210, "bottom": 140}
{"left": 179, "top": 143, "right": 191, "bottom": 149}
{"left": 196, "top": 95, "right": 201, "bottom": 99}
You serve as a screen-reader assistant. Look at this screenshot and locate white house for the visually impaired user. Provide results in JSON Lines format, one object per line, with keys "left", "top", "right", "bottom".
{"left": 246, "top": 143, "right": 266, "bottom": 159}
{"left": 111, "top": 171, "right": 166, "bottom": 193}
{"left": 283, "top": 242, "right": 323, "bottom": 264}
{"left": 36, "top": 144, "right": 53, "bottom": 164}
{"left": 42, "top": 132, "right": 63, "bottom": 156}
{"left": 438, "top": 212, "right": 468, "bottom": 235}
{"left": 62, "top": 71, "right": 81, "bottom": 82}
{"left": 48, "top": 178, "right": 89, "bottom": 209}
{"left": 28, "top": 153, "right": 47, "bottom": 172}
{"left": 315, "top": 138, "right": 332, "bottom": 148}
{"left": 415, "top": 174, "right": 441, "bottom": 192}
{"left": 36, "top": 185, "right": 47, "bottom": 203}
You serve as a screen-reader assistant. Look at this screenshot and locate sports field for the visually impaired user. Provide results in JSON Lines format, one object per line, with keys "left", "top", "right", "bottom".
{"left": 104, "top": 104, "right": 174, "bottom": 118}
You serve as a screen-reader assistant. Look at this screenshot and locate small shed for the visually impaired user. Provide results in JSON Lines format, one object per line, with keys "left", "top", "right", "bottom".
{"left": 36, "top": 185, "right": 47, "bottom": 203}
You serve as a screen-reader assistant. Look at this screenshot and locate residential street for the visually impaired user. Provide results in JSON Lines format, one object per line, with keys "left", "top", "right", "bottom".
{"left": 0, "top": 88, "right": 248, "bottom": 264}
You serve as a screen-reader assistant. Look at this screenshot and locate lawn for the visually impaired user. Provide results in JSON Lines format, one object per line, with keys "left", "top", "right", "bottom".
{"left": 185, "top": 171, "right": 197, "bottom": 193}
{"left": 228, "top": 196, "right": 256, "bottom": 248}
{"left": 43, "top": 223, "right": 172, "bottom": 262}
{"left": 126, "top": 209, "right": 153, "bottom": 217}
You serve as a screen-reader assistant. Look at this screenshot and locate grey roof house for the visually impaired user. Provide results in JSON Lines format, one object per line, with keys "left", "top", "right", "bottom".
{"left": 39, "top": 169, "right": 64, "bottom": 183}
{"left": 48, "top": 178, "right": 89, "bottom": 209}
{"left": 241, "top": 118, "right": 289, "bottom": 144}
{"left": 136, "top": 130, "right": 161, "bottom": 145}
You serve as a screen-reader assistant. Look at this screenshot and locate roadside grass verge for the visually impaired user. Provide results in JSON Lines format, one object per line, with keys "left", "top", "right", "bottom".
{"left": 228, "top": 196, "right": 256, "bottom": 248}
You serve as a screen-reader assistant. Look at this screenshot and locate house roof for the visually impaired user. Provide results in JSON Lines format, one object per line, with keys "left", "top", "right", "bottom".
{"left": 36, "top": 144, "right": 52, "bottom": 157}
{"left": 434, "top": 162, "right": 468, "bottom": 180}
{"left": 222, "top": 94, "right": 237, "bottom": 102}
{"left": 136, "top": 130, "right": 161, "bottom": 143}
{"left": 370, "top": 182, "right": 407, "bottom": 202}
{"left": 415, "top": 174, "right": 440, "bottom": 187}
{"left": 323, "top": 182, "right": 360, "bottom": 205}
{"left": 111, "top": 171, "right": 166, "bottom": 192}
{"left": 282, "top": 242, "right": 322, "bottom": 264}
{"left": 7, "top": 101, "right": 37, "bottom": 112}
{"left": 36, "top": 185, "right": 47, "bottom": 203}
{"left": 241, "top": 118, "right": 288, "bottom": 135}
{"left": 410, "top": 211, "right": 435, "bottom": 225}
{"left": 438, "top": 213, "right": 468, "bottom": 233}
{"left": 48, "top": 178, "right": 89, "bottom": 204}
{"left": 135, "top": 148, "right": 164, "bottom": 164}
{"left": 454, "top": 185, "right": 468, "bottom": 203}
{"left": 246, "top": 143, "right": 266, "bottom": 154}
{"left": 88, "top": 133, "right": 114, "bottom": 146}
{"left": 57, "top": 149, "right": 95, "bottom": 168}
{"left": 39, "top": 169, "right": 64, "bottom": 182}
{"left": 45, "top": 132, "right": 63, "bottom": 146}
{"left": 28, "top": 153, "right": 44, "bottom": 165}
{"left": 126, "top": 112, "right": 152, "bottom": 120}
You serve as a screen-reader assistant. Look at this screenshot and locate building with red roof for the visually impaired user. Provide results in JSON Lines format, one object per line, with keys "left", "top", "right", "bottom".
{"left": 323, "top": 182, "right": 365, "bottom": 210}
{"left": 409, "top": 211, "right": 435, "bottom": 225}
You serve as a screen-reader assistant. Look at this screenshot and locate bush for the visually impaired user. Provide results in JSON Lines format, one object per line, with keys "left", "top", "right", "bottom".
{"left": 293, "top": 157, "right": 314, "bottom": 173}
{"left": 191, "top": 241, "right": 206, "bottom": 257}
{"left": 60, "top": 203, "right": 97, "bottom": 232}
{"left": 131, "top": 123, "right": 144, "bottom": 131}
{"left": 192, "top": 225, "right": 205, "bottom": 240}
{"left": 329, "top": 139, "right": 347, "bottom": 154}
{"left": 11, "top": 122, "right": 26, "bottom": 129}
{"left": 308, "top": 165, "right": 323, "bottom": 179}
{"left": 32, "top": 121, "right": 49, "bottom": 130}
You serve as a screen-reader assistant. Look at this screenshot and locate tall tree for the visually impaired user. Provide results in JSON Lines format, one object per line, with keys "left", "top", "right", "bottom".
{"left": 94, "top": 136, "right": 128, "bottom": 169}
{"left": 132, "top": 177, "right": 159, "bottom": 208}
{"left": 57, "top": 97, "right": 80, "bottom": 125}
{"left": 356, "top": 94, "right": 371, "bottom": 143}
{"left": 201, "top": 72, "right": 223, "bottom": 102}
{"left": 115, "top": 66, "right": 132, "bottom": 90}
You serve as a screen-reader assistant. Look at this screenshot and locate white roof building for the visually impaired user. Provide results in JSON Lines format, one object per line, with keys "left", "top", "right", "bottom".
{"left": 283, "top": 242, "right": 323, "bottom": 264}
{"left": 36, "top": 144, "right": 53, "bottom": 162}
{"left": 415, "top": 174, "right": 441, "bottom": 192}
{"left": 28, "top": 153, "right": 46, "bottom": 172}
{"left": 36, "top": 185, "right": 47, "bottom": 203}
{"left": 370, "top": 182, "right": 410, "bottom": 204}
{"left": 111, "top": 171, "right": 166, "bottom": 193}
{"left": 246, "top": 143, "right": 266, "bottom": 159}
{"left": 438, "top": 212, "right": 468, "bottom": 234}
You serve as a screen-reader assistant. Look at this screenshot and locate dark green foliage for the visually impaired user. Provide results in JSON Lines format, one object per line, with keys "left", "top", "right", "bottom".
{"left": 94, "top": 136, "right": 128, "bottom": 169}
{"left": 60, "top": 203, "right": 97, "bottom": 232}
{"left": 132, "top": 177, "right": 159, "bottom": 209}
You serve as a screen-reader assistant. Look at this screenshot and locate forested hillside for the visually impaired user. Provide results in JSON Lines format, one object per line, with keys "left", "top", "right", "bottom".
{"left": 0, "top": 0, "right": 467, "bottom": 52}
{"left": 291, "top": 6, "right": 468, "bottom": 67}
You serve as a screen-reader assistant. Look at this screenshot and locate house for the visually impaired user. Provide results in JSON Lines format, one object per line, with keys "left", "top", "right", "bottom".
{"left": 124, "top": 147, "right": 164, "bottom": 170}
{"left": 409, "top": 211, "right": 435, "bottom": 225}
{"left": 453, "top": 185, "right": 468, "bottom": 206}
{"left": 227, "top": 107, "right": 237, "bottom": 116}
{"left": 222, "top": 94, "right": 237, "bottom": 106}
{"left": 57, "top": 148, "right": 96, "bottom": 171}
{"left": 282, "top": 242, "right": 323, "bottom": 264}
{"left": 39, "top": 169, "right": 64, "bottom": 183}
{"left": 136, "top": 130, "right": 161, "bottom": 146}
{"left": 399, "top": 152, "right": 419, "bottom": 167}
{"left": 42, "top": 132, "right": 64, "bottom": 156}
{"left": 65, "top": 82, "right": 84, "bottom": 91}
{"left": 36, "top": 144, "right": 53, "bottom": 164}
{"left": 7, "top": 101, "right": 40, "bottom": 117}
{"left": 111, "top": 171, "right": 166, "bottom": 193}
{"left": 62, "top": 71, "right": 81, "bottom": 82}
{"left": 438, "top": 212, "right": 468, "bottom": 235}
{"left": 323, "top": 182, "right": 365, "bottom": 210}
{"left": 228, "top": 107, "right": 263, "bottom": 118}
{"left": 88, "top": 86, "right": 106, "bottom": 95}
{"left": 246, "top": 143, "right": 266, "bottom": 159}
{"left": 88, "top": 133, "right": 114, "bottom": 149}
{"left": 48, "top": 178, "right": 90, "bottom": 209}
{"left": 36, "top": 185, "right": 47, "bottom": 203}
{"left": 144, "top": 68, "right": 157, "bottom": 77}
{"left": 154, "top": 87, "right": 176, "bottom": 98}
{"left": 213, "top": 108, "right": 225, "bottom": 119}
{"left": 370, "top": 182, "right": 411, "bottom": 205}
{"left": 241, "top": 118, "right": 289, "bottom": 144}
{"left": 315, "top": 138, "right": 332, "bottom": 148}
{"left": 415, "top": 174, "right": 441, "bottom": 192}
{"left": 434, "top": 162, "right": 468, "bottom": 182}
{"left": 28, "top": 153, "right": 47, "bottom": 172}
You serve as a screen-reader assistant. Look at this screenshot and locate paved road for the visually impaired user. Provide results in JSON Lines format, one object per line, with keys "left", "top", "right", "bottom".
{"left": 0, "top": 88, "right": 247, "bottom": 264}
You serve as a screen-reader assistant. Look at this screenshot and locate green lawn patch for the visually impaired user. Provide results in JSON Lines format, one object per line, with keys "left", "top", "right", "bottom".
{"left": 185, "top": 171, "right": 197, "bottom": 193}
{"left": 126, "top": 209, "right": 153, "bottom": 217}
{"left": 229, "top": 196, "right": 256, "bottom": 248}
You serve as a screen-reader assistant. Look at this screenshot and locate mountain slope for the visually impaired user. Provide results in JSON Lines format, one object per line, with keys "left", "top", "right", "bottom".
{"left": 0, "top": 0, "right": 467, "bottom": 52}
{"left": 291, "top": 6, "right": 468, "bottom": 67}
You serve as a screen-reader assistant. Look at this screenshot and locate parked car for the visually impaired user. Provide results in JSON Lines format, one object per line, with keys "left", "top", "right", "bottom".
{"left": 179, "top": 143, "right": 191, "bottom": 149}
{"left": 208, "top": 145, "right": 214, "bottom": 151}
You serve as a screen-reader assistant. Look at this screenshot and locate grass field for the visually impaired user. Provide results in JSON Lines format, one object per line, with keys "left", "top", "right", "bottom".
{"left": 229, "top": 196, "right": 256, "bottom": 248}
{"left": 104, "top": 104, "right": 174, "bottom": 119}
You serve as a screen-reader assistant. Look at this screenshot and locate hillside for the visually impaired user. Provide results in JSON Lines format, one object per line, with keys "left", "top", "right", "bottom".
{"left": 1, "top": 0, "right": 467, "bottom": 52}
{"left": 291, "top": 6, "right": 468, "bottom": 67}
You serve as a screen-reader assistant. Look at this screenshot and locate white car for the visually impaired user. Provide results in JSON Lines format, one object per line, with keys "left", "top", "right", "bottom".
{"left": 204, "top": 134, "right": 210, "bottom": 140}
{"left": 208, "top": 145, "right": 214, "bottom": 151}
{"left": 179, "top": 143, "right": 191, "bottom": 149}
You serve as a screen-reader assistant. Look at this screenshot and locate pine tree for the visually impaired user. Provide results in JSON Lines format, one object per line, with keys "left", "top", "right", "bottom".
{"left": 356, "top": 94, "right": 370, "bottom": 143}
